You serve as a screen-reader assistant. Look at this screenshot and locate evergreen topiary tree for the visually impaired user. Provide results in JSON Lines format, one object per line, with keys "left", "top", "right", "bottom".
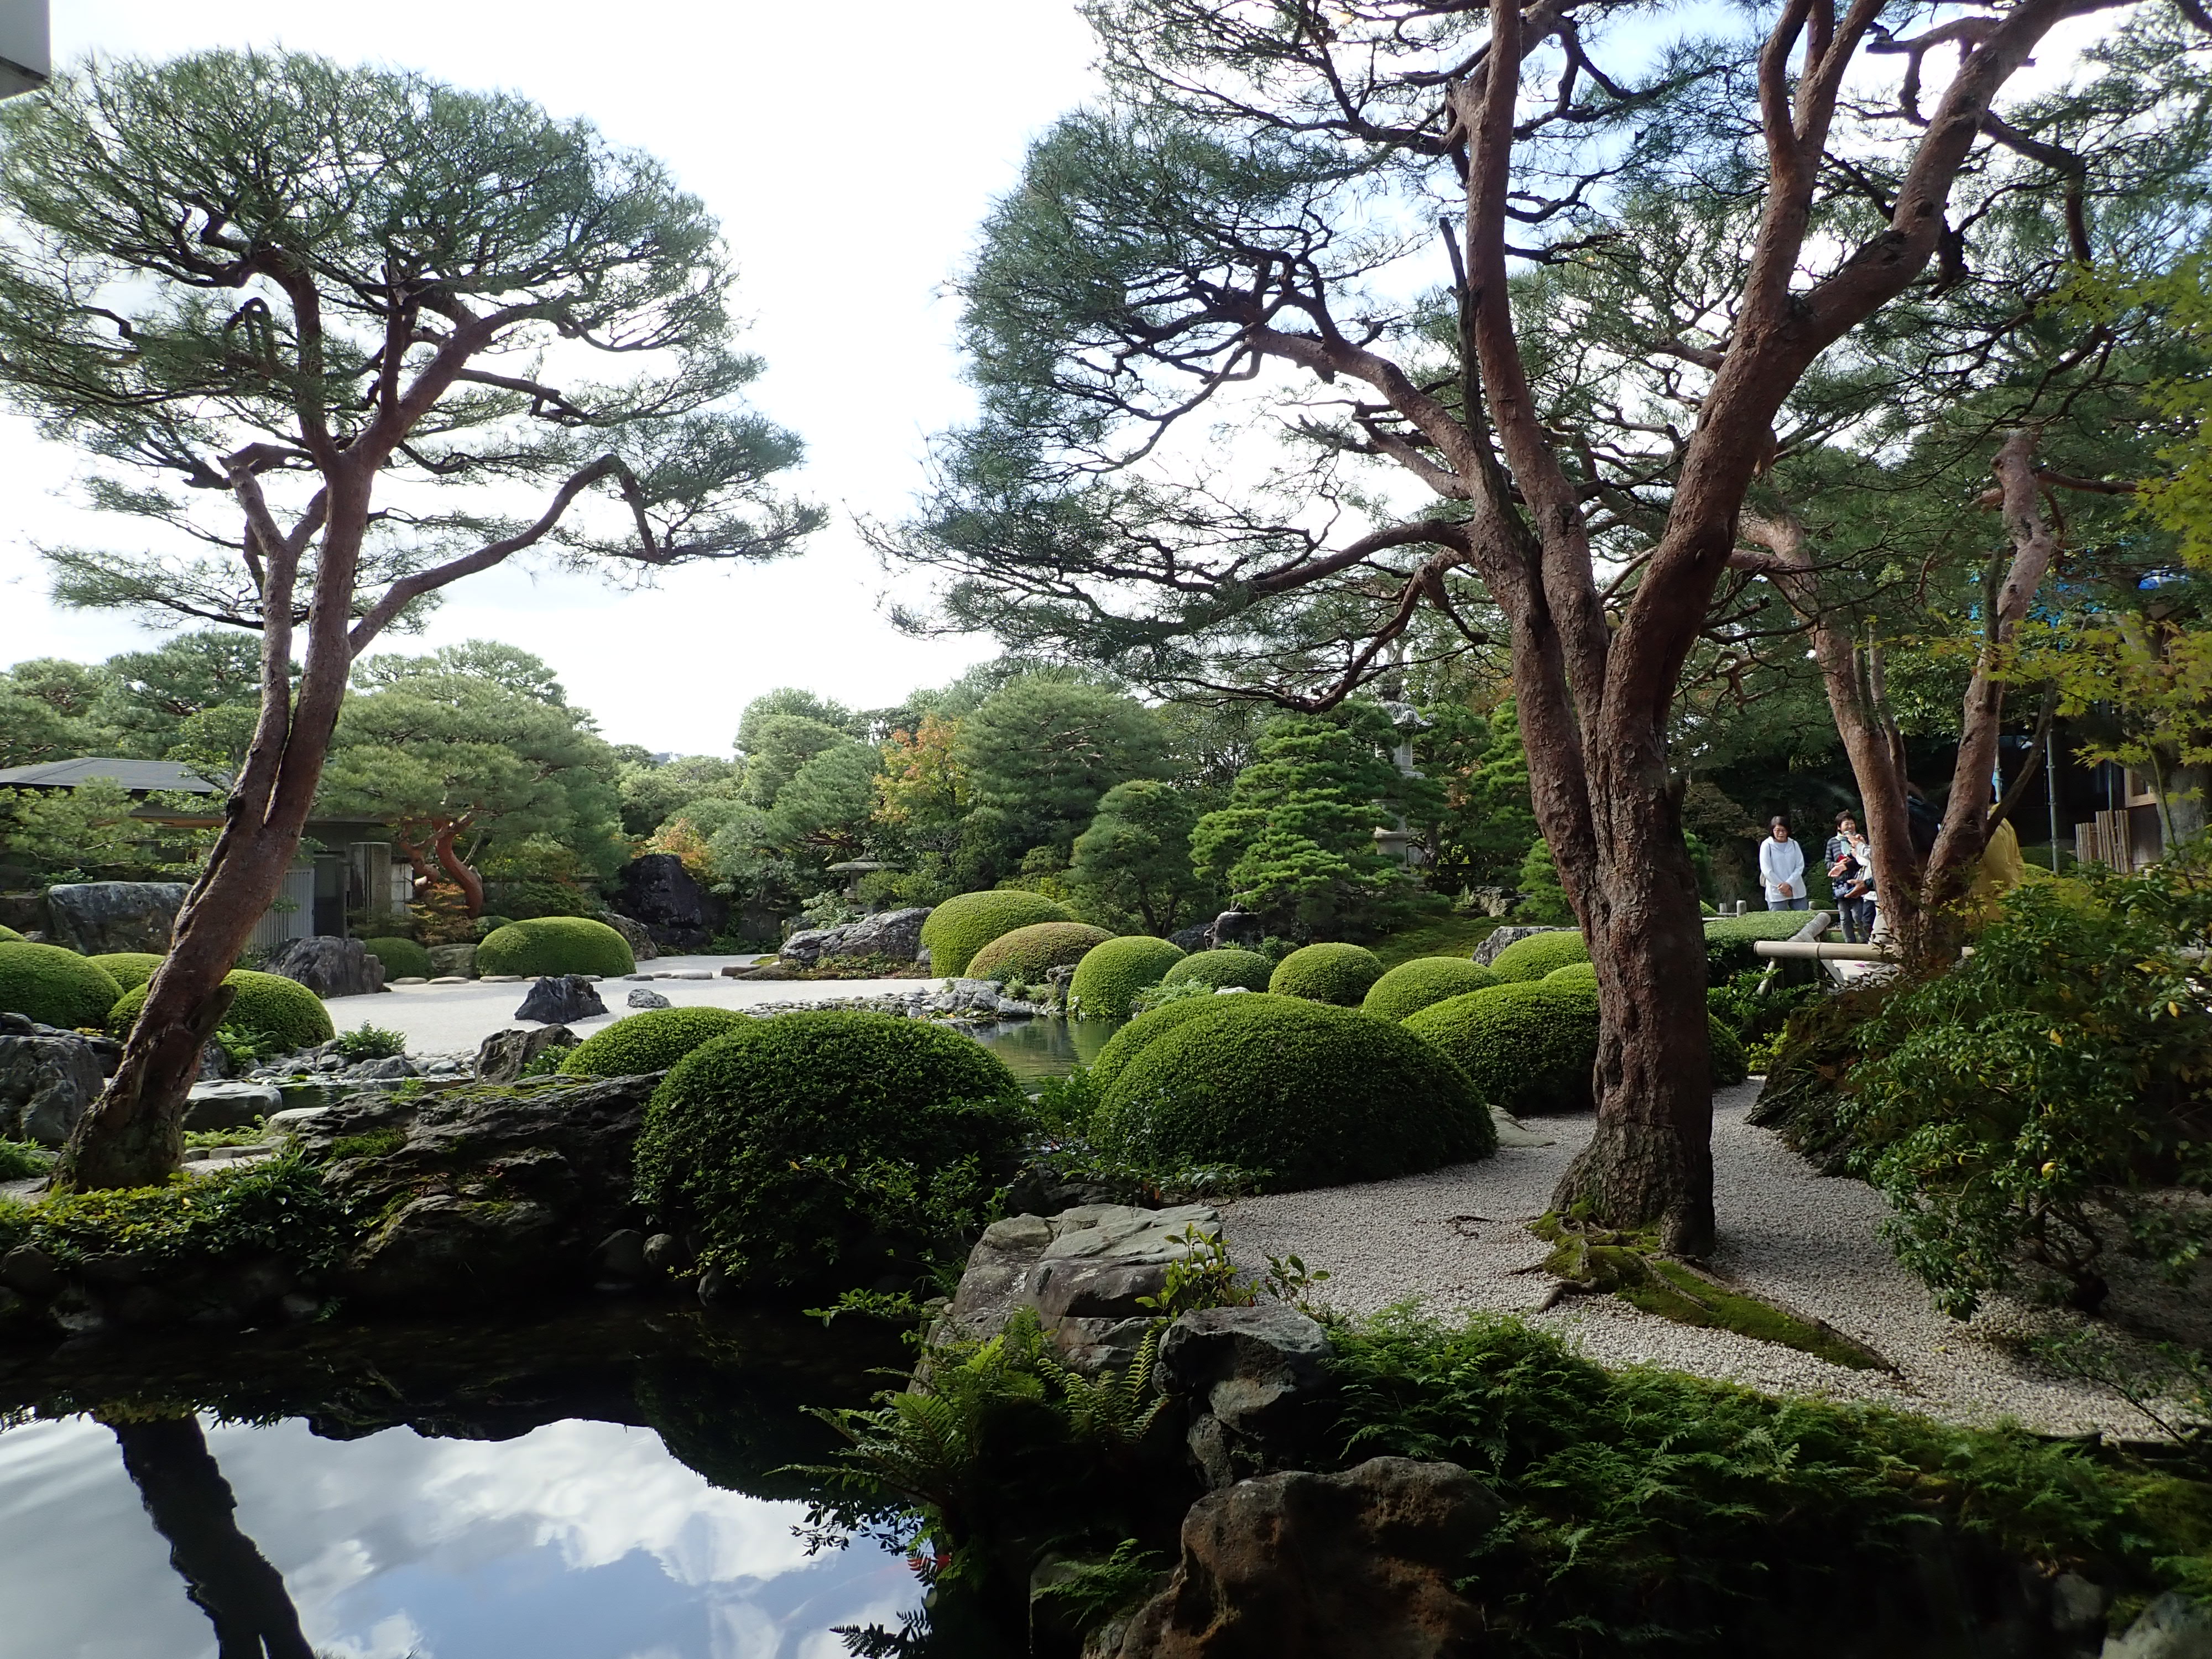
{"left": 920, "top": 890, "right": 1073, "bottom": 977}
{"left": 1068, "top": 779, "right": 1214, "bottom": 935}
{"left": 1362, "top": 957, "right": 1500, "bottom": 1022}
{"left": 967, "top": 921, "right": 1115, "bottom": 984}
{"left": 109, "top": 968, "right": 333, "bottom": 1055}
{"left": 87, "top": 952, "right": 166, "bottom": 993}
{"left": 1068, "top": 935, "right": 1186, "bottom": 1019}
{"left": 559, "top": 1006, "right": 753, "bottom": 1077}
{"left": 1489, "top": 932, "right": 1592, "bottom": 982}
{"left": 1403, "top": 982, "right": 1602, "bottom": 1118}
{"left": 1161, "top": 948, "right": 1274, "bottom": 993}
{"left": 0, "top": 943, "right": 123, "bottom": 1029}
{"left": 1268, "top": 942, "right": 1385, "bottom": 1006}
{"left": 475, "top": 917, "right": 635, "bottom": 979}
{"left": 356, "top": 937, "right": 431, "bottom": 981}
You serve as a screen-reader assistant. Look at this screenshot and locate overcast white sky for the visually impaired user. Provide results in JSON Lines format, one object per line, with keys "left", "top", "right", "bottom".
{"left": 0, "top": 1, "right": 1103, "bottom": 755}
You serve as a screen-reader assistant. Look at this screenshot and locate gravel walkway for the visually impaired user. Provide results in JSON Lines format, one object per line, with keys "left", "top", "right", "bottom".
{"left": 1221, "top": 1082, "right": 2187, "bottom": 1436}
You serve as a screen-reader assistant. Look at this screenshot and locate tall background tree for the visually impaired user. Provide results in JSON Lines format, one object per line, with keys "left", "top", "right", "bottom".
{"left": 0, "top": 50, "right": 817, "bottom": 1188}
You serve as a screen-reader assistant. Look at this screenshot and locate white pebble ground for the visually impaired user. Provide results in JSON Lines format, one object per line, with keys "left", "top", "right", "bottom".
{"left": 1222, "top": 1081, "right": 2200, "bottom": 1437}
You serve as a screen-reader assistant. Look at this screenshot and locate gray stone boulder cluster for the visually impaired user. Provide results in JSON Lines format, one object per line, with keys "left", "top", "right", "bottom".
{"left": 778, "top": 905, "right": 931, "bottom": 968}
{"left": 259, "top": 935, "right": 387, "bottom": 999}
{"left": 0, "top": 1013, "right": 118, "bottom": 1144}
{"left": 38, "top": 881, "right": 187, "bottom": 953}
{"left": 1473, "top": 922, "right": 1567, "bottom": 966}
{"left": 474, "top": 1025, "right": 578, "bottom": 1084}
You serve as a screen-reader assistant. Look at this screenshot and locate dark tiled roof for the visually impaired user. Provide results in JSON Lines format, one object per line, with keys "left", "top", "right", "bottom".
{"left": 0, "top": 757, "right": 222, "bottom": 791}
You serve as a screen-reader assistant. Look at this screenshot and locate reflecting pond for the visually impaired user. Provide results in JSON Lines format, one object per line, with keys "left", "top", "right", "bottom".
{"left": 965, "top": 1016, "right": 1120, "bottom": 1087}
{"left": 0, "top": 1307, "right": 920, "bottom": 1659}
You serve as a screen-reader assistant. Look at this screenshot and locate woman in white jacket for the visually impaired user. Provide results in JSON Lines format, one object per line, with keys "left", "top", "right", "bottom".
{"left": 1759, "top": 816, "right": 1808, "bottom": 911}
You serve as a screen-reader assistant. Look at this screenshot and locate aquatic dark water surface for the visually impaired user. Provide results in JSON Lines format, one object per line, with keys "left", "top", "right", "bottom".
{"left": 0, "top": 1308, "right": 921, "bottom": 1659}
{"left": 966, "top": 1016, "right": 1119, "bottom": 1086}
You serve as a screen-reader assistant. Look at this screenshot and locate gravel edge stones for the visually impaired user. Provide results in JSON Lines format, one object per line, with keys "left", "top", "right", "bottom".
{"left": 1219, "top": 1081, "right": 2187, "bottom": 1437}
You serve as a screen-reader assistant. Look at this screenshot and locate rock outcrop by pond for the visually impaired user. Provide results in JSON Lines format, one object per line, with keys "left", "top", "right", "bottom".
{"left": 780, "top": 906, "right": 932, "bottom": 967}
{"left": 0, "top": 1014, "right": 116, "bottom": 1144}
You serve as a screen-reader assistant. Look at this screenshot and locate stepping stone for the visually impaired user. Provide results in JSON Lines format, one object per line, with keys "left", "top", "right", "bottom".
{"left": 669, "top": 970, "right": 713, "bottom": 980}
{"left": 623, "top": 974, "right": 656, "bottom": 982}
{"left": 392, "top": 976, "right": 428, "bottom": 985}
{"left": 429, "top": 975, "right": 468, "bottom": 985}
{"left": 481, "top": 974, "right": 523, "bottom": 983}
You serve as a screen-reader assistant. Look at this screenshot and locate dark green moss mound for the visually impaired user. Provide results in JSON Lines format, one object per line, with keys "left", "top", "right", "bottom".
{"left": 1069, "top": 935, "right": 1186, "bottom": 1019}
{"left": 358, "top": 936, "right": 432, "bottom": 979}
{"left": 633, "top": 1010, "right": 1032, "bottom": 1290}
{"left": 1362, "top": 956, "right": 1501, "bottom": 1022}
{"left": 108, "top": 968, "right": 335, "bottom": 1053}
{"left": 0, "top": 942, "right": 122, "bottom": 1029}
{"left": 474, "top": 915, "right": 635, "bottom": 978}
{"left": 919, "top": 890, "right": 1072, "bottom": 977}
{"left": 1705, "top": 911, "right": 1822, "bottom": 979}
{"left": 87, "top": 952, "right": 165, "bottom": 992}
{"left": 1087, "top": 992, "right": 1246, "bottom": 1095}
{"left": 559, "top": 1005, "right": 754, "bottom": 1077}
{"left": 967, "top": 921, "right": 1114, "bottom": 983}
{"left": 1404, "top": 980, "right": 1600, "bottom": 1116}
{"left": 1488, "top": 931, "right": 1592, "bottom": 981}
{"left": 1267, "top": 942, "right": 1385, "bottom": 1005}
{"left": 1094, "top": 995, "right": 1493, "bottom": 1188}
{"left": 1161, "top": 949, "right": 1274, "bottom": 993}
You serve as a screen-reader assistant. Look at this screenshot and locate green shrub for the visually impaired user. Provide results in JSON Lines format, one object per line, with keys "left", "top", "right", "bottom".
{"left": 1267, "top": 942, "right": 1384, "bottom": 1005}
{"left": 0, "top": 924, "right": 22, "bottom": 942}
{"left": 1087, "top": 994, "right": 1239, "bottom": 1097}
{"left": 108, "top": 968, "right": 334, "bottom": 1053}
{"left": 1708, "top": 1018, "right": 1749, "bottom": 1088}
{"left": 1545, "top": 961, "right": 1598, "bottom": 985}
{"left": 1747, "top": 985, "right": 1892, "bottom": 1173}
{"left": 1069, "top": 936, "right": 1186, "bottom": 1019}
{"left": 1362, "top": 957, "right": 1500, "bottom": 1022}
{"left": 88, "top": 951, "right": 165, "bottom": 992}
{"left": 474, "top": 914, "right": 517, "bottom": 941}
{"left": 919, "top": 890, "right": 1072, "bottom": 977}
{"left": 967, "top": 921, "right": 1114, "bottom": 983}
{"left": 1162, "top": 948, "right": 1274, "bottom": 993}
{"left": 0, "top": 942, "right": 122, "bottom": 1029}
{"left": 474, "top": 915, "right": 635, "bottom": 978}
{"left": 1488, "top": 930, "right": 1590, "bottom": 981}
{"left": 1704, "top": 911, "right": 1823, "bottom": 980}
{"left": 1837, "top": 860, "right": 2212, "bottom": 1317}
{"left": 358, "top": 936, "right": 432, "bottom": 979}
{"left": 0, "top": 1139, "right": 48, "bottom": 1179}
{"left": 332, "top": 1022, "right": 407, "bottom": 1062}
{"left": 632, "top": 1010, "right": 1033, "bottom": 1289}
{"left": 1705, "top": 966, "right": 1822, "bottom": 1046}
{"left": 1404, "top": 980, "right": 1599, "bottom": 1115}
{"left": 1093, "top": 994, "right": 1493, "bottom": 1187}
{"left": 559, "top": 1005, "right": 753, "bottom": 1077}
{"left": 0, "top": 1152, "right": 347, "bottom": 1274}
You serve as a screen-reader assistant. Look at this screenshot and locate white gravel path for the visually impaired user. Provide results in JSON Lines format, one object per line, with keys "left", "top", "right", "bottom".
{"left": 1221, "top": 1081, "right": 2186, "bottom": 1436}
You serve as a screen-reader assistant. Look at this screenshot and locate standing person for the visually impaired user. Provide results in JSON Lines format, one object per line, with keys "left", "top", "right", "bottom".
{"left": 1827, "top": 812, "right": 1876, "bottom": 943}
{"left": 1760, "top": 816, "right": 1808, "bottom": 911}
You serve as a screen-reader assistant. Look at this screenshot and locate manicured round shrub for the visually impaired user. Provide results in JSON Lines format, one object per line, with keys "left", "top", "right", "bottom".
{"left": 1545, "top": 961, "right": 1598, "bottom": 986}
{"left": 633, "top": 1010, "right": 1032, "bottom": 1290}
{"left": 559, "top": 1005, "right": 754, "bottom": 1077}
{"left": 88, "top": 952, "right": 165, "bottom": 992}
{"left": 1361, "top": 957, "right": 1501, "bottom": 1022}
{"left": 1404, "top": 980, "right": 1601, "bottom": 1117}
{"left": 1088, "top": 992, "right": 1248, "bottom": 1095}
{"left": 0, "top": 942, "right": 122, "bottom": 1029}
{"left": 358, "top": 936, "right": 432, "bottom": 980}
{"left": 1069, "top": 935, "right": 1186, "bottom": 1019}
{"left": 1161, "top": 949, "right": 1274, "bottom": 993}
{"left": 1488, "top": 931, "right": 1592, "bottom": 981}
{"left": 474, "top": 915, "right": 635, "bottom": 978}
{"left": 107, "top": 968, "right": 335, "bottom": 1053}
{"left": 0, "top": 924, "right": 22, "bottom": 942}
{"left": 919, "top": 890, "right": 1072, "bottom": 977}
{"left": 1093, "top": 995, "right": 1493, "bottom": 1188}
{"left": 967, "top": 921, "right": 1114, "bottom": 983}
{"left": 1268, "top": 942, "right": 1385, "bottom": 1006}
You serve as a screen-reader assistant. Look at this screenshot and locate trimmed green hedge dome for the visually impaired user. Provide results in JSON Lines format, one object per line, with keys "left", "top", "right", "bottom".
{"left": 1268, "top": 942, "right": 1385, "bottom": 1006}
{"left": 474, "top": 916, "right": 635, "bottom": 978}
{"left": 88, "top": 952, "right": 165, "bottom": 992}
{"left": 0, "top": 925, "right": 22, "bottom": 942}
{"left": 1094, "top": 995, "right": 1493, "bottom": 1189}
{"left": 1069, "top": 935, "right": 1186, "bottom": 1019}
{"left": 358, "top": 936, "right": 432, "bottom": 980}
{"left": 560, "top": 1005, "right": 754, "bottom": 1077}
{"left": 0, "top": 942, "right": 123, "bottom": 1029}
{"left": 968, "top": 921, "right": 1114, "bottom": 983}
{"left": 1087, "top": 992, "right": 1250, "bottom": 1095}
{"left": 1705, "top": 911, "right": 1822, "bottom": 979}
{"left": 1488, "top": 931, "right": 1592, "bottom": 981}
{"left": 108, "top": 968, "right": 335, "bottom": 1053}
{"left": 633, "top": 1010, "right": 1032, "bottom": 1290}
{"left": 1162, "top": 949, "right": 1274, "bottom": 993}
{"left": 920, "top": 890, "right": 1072, "bottom": 977}
{"left": 1404, "top": 980, "right": 1600, "bottom": 1117}
{"left": 1545, "top": 961, "right": 1599, "bottom": 986}
{"left": 1362, "top": 957, "right": 1501, "bottom": 1022}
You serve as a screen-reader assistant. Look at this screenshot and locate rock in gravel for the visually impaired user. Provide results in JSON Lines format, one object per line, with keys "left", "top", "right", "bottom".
{"left": 0, "top": 1015, "right": 108, "bottom": 1145}
{"left": 41, "top": 881, "right": 186, "bottom": 954}
{"left": 1473, "top": 924, "right": 1567, "bottom": 966}
{"left": 780, "top": 906, "right": 932, "bottom": 967}
{"left": 514, "top": 975, "right": 605, "bottom": 1024}
{"left": 626, "top": 988, "right": 673, "bottom": 1010}
{"left": 427, "top": 943, "right": 477, "bottom": 979}
{"left": 945, "top": 1203, "right": 1222, "bottom": 1376}
{"left": 183, "top": 1079, "right": 283, "bottom": 1130}
{"left": 611, "top": 853, "right": 724, "bottom": 952}
{"left": 260, "top": 935, "right": 387, "bottom": 999}
{"left": 474, "top": 1025, "right": 577, "bottom": 1083}
{"left": 1112, "top": 1457, "right": 1495, "bottom": 1658}
{"left": 599, "top": 911, "right": 659, "bottom": 963}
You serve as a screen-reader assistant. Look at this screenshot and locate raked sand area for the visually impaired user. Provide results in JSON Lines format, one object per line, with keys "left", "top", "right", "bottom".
{"left": 1223, "top": 1080, "right": 2208, "bottom": 1439}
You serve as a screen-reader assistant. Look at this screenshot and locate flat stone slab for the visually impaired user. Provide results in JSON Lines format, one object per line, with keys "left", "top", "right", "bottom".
{"left": 183, "top": 1080, "right": 281, "bottom": 1130}
{"left": 481, "top": 975, "right": 524, "bottom": 983}
{"left": 429, "top": 975, "right": 468, "bottom": 985}
{"left": 393, "top": 976, "right": 428, "bottom": 985}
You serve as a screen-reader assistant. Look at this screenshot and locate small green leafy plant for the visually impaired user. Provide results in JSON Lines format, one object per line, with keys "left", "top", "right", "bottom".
{"left": 331, "top": 1022, "right": 407, "bottom": 1062}
{"left": 0, "top": 1139, "right": 51, "bottom": 1181}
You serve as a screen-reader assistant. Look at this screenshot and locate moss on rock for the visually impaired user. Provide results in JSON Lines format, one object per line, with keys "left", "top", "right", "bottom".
{"left": 1267, "top": 942, "right": 1385, "bottom": 1006}
{"left": 1362, "top": 956, "right": 1501, "bottom": 1022}
{"left": 107, "top": 968, "right": 335, "bottom": 1053}
{"left": 1068, "top": 935, "right": 1186, "bottom": 1019}
{"left": 967, "top": 921, "right": 1114, "bottom": 983}
{"left": 1093, "top": 994, "right": 1493, "bottom": 1188}
{"left": 474, "top": 916, "right": 635, "bottom": 979}
{"left": 0, "top": 942, "right": 122, "bottom": 1029}
{"left": 559, "top": 1005, "right": 754, "bottom": 1077}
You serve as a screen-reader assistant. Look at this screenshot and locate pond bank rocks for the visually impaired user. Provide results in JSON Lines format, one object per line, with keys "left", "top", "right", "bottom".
{"left": 0, "top": 1014, "right": 116, "bottom": 1144}
{"left": 780, "top": 906, "right": 931, "bottom": 967}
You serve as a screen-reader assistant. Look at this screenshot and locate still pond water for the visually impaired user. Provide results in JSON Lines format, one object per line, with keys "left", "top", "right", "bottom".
{"left": 0, "top": 1019, "right": 1112, "bottom": 1659}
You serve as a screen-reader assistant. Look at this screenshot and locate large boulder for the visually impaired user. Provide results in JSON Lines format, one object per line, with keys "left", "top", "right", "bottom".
{"left": 301, "top": 1071, "right": 660, "bottom": 1305}
{"left": 1159, "top": 1305, "right": 1334, "bottom": 1485}
{"left": 945, "top": 1202, "right": 1222, "bottom": 1375}
{"left": 426, "top": 942, "right": 477, "bottom": 979}
{"left": 1205, "top": 911, "right": 1265, "bottom": 952}
{"left": 475, "top": 1025, "right": 578, "bottom": 1083}
{"left": 42, "top": 882, "right": 188, "bottom": 955}
{"left": 514, "top": 976, "right": 606, "bottom": 1025}
{"left": 1472, "top": 924, "right": 1567, "bottom": 967}
{"left": 0, "top": 1013, "right": 110, "bottom": 1145}
{"left": 611, "top": 854, "right": 724, "bottom": 952}
{"left": 599, "top": 911, "right": 659, "bottom": 964}
{"left": 1110, "top": 1458, "right": 1496, "bottom": 1658}
{"left": 182, "top": 1079, "right": 282, "bottom": 1131}
{"left": 260, "top": 936, "right": 387, "bottom": 999}
{"left": 779, "top": 906, "right": 932, "bottom": 968}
